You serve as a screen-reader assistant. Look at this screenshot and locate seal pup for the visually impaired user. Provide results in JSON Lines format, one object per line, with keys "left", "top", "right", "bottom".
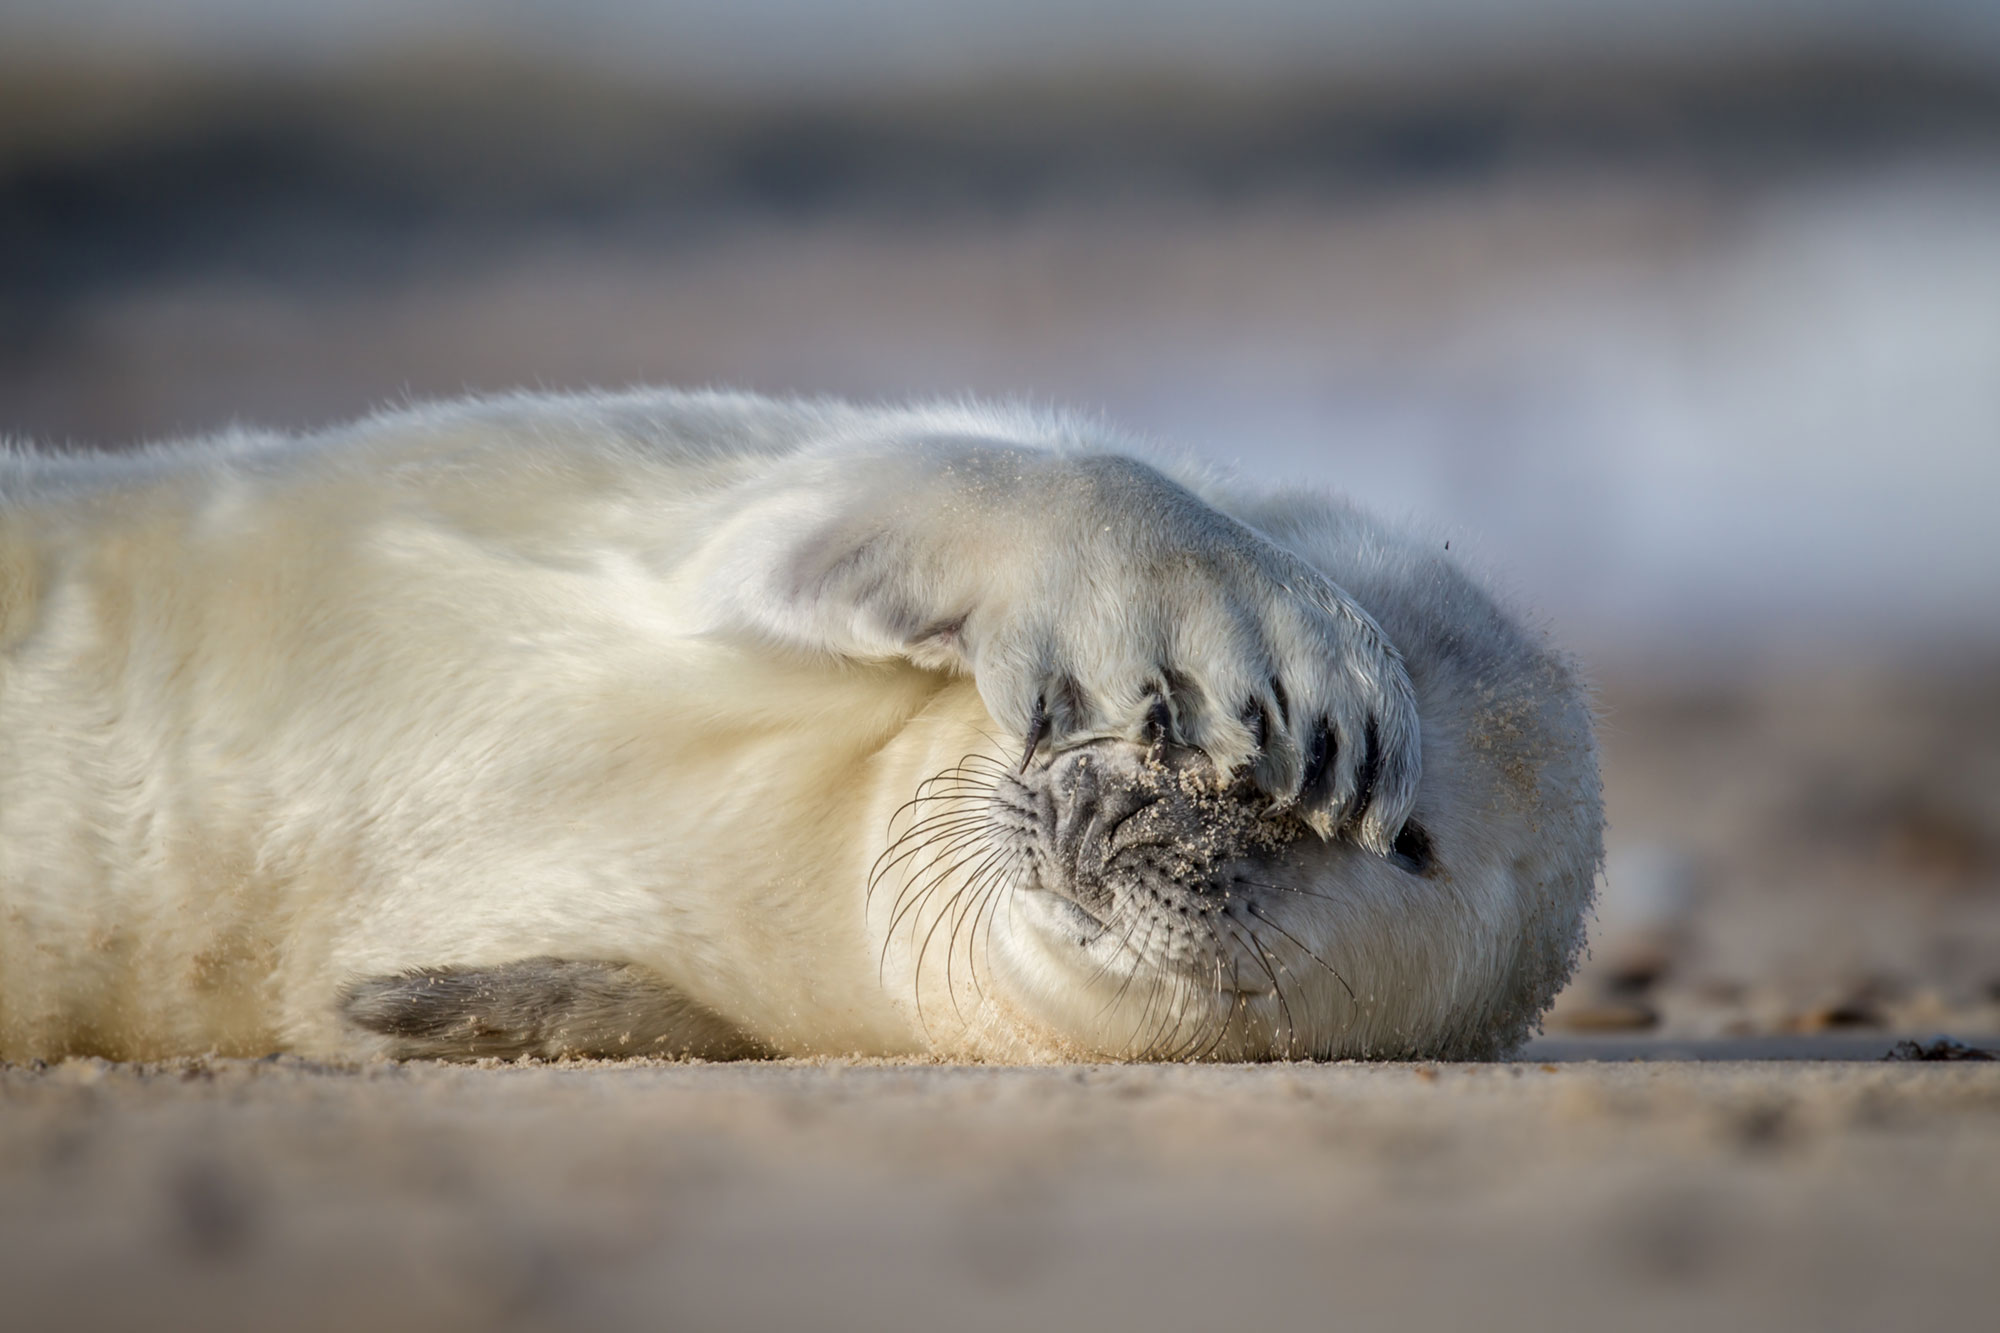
{"left": 0, "top": 389, "right": 1601, "bottom": 1061}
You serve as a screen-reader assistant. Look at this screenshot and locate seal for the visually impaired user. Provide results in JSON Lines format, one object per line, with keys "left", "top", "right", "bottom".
{"left": 0, "top": 389, "right": 1602, "bottom": 1061}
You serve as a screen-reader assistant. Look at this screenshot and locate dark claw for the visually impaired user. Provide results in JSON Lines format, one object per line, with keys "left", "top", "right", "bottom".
{"left": 1299, "top": 720, "right": 1335, "bottom": 802}
{"left": 1019, "top": 698, "right": 1051, "bottom": 773}
{"left": 1342, "top": 717, "right": 1382, "bottom": 833}
{"left": 1144, "top": 697, "right": 1174, "bottom": 745}
{"left": 1241, "top": 699, "right": 1270, "bottom": 753}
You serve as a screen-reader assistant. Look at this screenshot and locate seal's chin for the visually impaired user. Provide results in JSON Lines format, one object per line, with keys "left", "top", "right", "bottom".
{"left": 984, "top": 881, "right": 1279, "bottom": 1061}
{"left": 1018, "top": 883, "right": 1109, "bottom": 947}
{"left": 1011, "top": 881, "right": 1277, "bottom": 999}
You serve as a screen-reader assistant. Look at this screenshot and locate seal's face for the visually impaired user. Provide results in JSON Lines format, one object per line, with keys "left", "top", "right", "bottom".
{"left": 993, "top": 739, "right": 1429, "bottom": 1059}
{"left": 869, "top": 641, "right": 1599, "bottom": 1061}
{"left": 870, "top": 728, "right": 1443, "bottom": 1061}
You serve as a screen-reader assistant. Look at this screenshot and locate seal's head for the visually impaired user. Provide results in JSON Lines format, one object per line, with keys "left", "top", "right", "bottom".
{"left": 871, "top": 535, "right": 1603, "bottom": 1062}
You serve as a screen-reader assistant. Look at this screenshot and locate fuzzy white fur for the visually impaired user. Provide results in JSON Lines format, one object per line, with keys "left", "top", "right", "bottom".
{"left": 0, "top": 389, "right": 1601, "bottom": 1061}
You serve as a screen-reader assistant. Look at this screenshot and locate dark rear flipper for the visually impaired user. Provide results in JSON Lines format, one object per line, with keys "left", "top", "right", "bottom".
{"left": 339, "top": 957, "right": 767, "bottom": 1061}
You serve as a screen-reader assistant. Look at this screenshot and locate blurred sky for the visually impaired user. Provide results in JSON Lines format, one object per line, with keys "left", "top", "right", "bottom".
{"left": 4, "top": 0, "right": 1998, "bottom": 669}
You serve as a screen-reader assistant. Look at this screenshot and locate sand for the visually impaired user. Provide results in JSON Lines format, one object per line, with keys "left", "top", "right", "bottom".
{"left": 3, "top": 1053, "right": 1995, "bottom": 1333}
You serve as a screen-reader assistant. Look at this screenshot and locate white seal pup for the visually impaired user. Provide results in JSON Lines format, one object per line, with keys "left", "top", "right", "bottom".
{"left": 0, "top": 389, "right": 1601, "bottom": 1062}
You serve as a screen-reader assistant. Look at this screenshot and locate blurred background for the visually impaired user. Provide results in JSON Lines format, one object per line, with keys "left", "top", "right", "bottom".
{"left": 4, "top": 0, "right": 1998, "bottom": 1040}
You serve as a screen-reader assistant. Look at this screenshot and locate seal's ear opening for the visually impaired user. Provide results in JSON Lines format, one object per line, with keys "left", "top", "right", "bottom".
{"left": 1388, "top": 820, "right": 1434, "bottom": 876}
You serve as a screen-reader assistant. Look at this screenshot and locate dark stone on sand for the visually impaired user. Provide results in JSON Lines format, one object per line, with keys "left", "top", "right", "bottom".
{"left": 1882, "top": 1036, "right": 1997, "bottom": 1062}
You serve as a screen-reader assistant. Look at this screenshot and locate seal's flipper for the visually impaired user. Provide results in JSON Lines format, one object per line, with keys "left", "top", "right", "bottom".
{"left": 338, "top": 957, "right": 766, "bottom": 1061}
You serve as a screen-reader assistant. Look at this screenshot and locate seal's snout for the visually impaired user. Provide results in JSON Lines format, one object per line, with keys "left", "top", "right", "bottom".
{"left": 994, "top": 738, "right": 1326, "bottom": 1008}
{"left": 1021, "top": 740, "right": 1299, "bottom": 923}
{"left": 1046, "top": 749, "right": 1166, "bottom": 914}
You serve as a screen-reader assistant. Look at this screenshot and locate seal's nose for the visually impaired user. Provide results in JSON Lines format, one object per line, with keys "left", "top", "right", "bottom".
{"left": 1047, "top": 748, "right": 1160, "bottom": 903}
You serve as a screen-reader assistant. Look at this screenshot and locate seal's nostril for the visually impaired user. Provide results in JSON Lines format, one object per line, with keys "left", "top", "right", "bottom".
{"left": 1049, "top": 761, "right": 1161, "bottom": 883}
{"left": 1049, "top": 761, "right": 1098, "bottom": 875}
{"left": 1090, "top": 786, "right": 1158, "bottom": 857}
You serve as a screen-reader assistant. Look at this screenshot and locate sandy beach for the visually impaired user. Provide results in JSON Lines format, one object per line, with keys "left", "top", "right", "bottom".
{"left": 4, "top": 1052, "right": 1996, "bottom": 1332}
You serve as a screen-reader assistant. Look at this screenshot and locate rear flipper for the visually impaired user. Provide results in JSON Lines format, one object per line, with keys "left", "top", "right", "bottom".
{"left": 338, "top": 957, "right": 767, "bottom": 1061}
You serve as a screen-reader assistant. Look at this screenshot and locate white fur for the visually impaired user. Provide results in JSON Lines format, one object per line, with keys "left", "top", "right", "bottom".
{"left": 0, "top": 389, "right": 1601, "bottom": 1061}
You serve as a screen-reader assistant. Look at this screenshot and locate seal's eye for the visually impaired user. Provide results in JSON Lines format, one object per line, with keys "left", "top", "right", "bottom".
{"left": 1388, "top": 820, "right": 1433, "bottom": 876}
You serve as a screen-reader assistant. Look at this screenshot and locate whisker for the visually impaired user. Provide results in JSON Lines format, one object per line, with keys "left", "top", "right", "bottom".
{"left": 1189, "top": 913, "right": 1237, "bottom": 1061}
{"left": 1244, "top": 901, "right": 1356, "bottom": 1005}
{"left": 1162, "top": 970, "right": 1214, "bottom": 1062}
{"left": 1243, "top": 919, "right": 1322, "bottom": 1059}
{"left": 968, "top": 852, "right": 1028, "bottom": 1005}
{"left": 1231, "top": 876, "right": 1345, "bottom": 905}
{"left": 1222, "top": 915, "right": 1296, "bottom": 1058}
{"left": 870, "top": 792, "right": 1000, "bottom": 895}
{"left": 1127, "top": 920, "right": 1191, "bottom": 1059}
{"left": 1097, "top": 909, "right": 1161, "bottom": 1029}
{"left": 925, "top": 843, "right": 1012, "bottom": 1024}
{"left": 1192, "top": 992, "right": 1249, "bottom": 1061}
{"left": 1151, "top": 966, "right": 1202, "bottom": 1061}
{"left": 878, "top": 828, "right": 991, "bottom": 983}
{"left": 873, "top": 813, "right": 996, "bottom": 880}
{"left": 1124, "top": 959, "right": 1164, "bottom": 1059}
{"left": 904, "top": 854, "right": 990, "bottom": 1037}
{"left": 868, "top": 743, "right": 1021, "bottom": 1038}
{"left": 873, "top": 814, "right": 994, "bottom": 900}
{"left": 1086, "top": 900, "right": 1156, "bottom": 1007}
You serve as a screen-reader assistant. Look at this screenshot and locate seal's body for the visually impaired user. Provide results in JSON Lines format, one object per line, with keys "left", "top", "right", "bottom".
{"left": 0, "top": 390, "right": 1600, "bottom": 1062}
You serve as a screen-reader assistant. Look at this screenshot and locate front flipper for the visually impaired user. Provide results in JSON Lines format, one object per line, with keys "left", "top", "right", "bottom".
{"left": 338, "top": 958, "right": 767, "bottom": 1061}
{"left": 705, "top": 443, "right": 1421, "bottom": 852}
